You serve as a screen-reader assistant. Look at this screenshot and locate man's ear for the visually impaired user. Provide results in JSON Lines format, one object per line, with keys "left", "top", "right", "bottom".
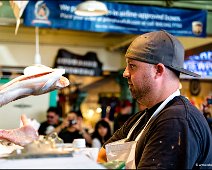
{"left": 155, "top": 63, "right": 165, "bottom": 77}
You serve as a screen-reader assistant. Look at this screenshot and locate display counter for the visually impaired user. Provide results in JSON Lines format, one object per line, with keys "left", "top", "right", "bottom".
{"left": 0, "top": 139, "right": 105, "bottom": 169}
{"left": 0, "top": 154, "right": 105, "bottom": 169}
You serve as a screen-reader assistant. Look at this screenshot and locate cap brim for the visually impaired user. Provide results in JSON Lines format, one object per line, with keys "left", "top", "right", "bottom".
{"left": 126, "top": 56, "right": 201, "bottom": 77}
{"left": 176, "top": 68, "right": 201, "bottom": 77}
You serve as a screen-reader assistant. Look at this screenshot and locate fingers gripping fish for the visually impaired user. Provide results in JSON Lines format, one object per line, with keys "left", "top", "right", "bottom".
{"left": 0, "top": 64, "right": 70, "bottom": 107}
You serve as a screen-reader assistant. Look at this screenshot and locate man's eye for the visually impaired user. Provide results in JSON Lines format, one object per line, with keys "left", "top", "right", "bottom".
{"left": 129, "top": 64, "right": 135, "bottom": 69}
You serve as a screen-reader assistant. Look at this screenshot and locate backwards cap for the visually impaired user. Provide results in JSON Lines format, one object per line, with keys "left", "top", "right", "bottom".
{"left": 125, "top": 30, "right": 200, "bottom": 77}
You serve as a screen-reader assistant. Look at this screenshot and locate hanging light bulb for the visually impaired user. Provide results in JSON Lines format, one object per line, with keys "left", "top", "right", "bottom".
{"left": 34, "top": 27, "right": 41, "bottom": 64}
{"left": 75, "top": 0, "right": 108, "bottom": 16}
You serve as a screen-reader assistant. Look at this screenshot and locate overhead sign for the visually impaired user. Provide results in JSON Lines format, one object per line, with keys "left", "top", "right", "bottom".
{"left": 54, "top": 49, "right": 103, "bottom": 76}
{"left": 181, "top": 51, "right": 212, "bottom": 79}
{"left": 23, "top": 0, "right": 207, "bottom": 37}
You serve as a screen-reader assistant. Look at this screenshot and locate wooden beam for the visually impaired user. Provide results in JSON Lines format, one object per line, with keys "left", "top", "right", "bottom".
{"left": 106, "top": 36, "right": 137, "bottom": 51}
{"left": 185, "top": 42, "right": 212, "bottom": 58}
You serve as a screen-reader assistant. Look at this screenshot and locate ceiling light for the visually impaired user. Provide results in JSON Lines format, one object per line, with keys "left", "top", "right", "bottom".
{"left": 75, "top": 1, "right": 108, "bottom": 16}
{"left": 34, "top": 27, "right": 42, "bottom": 64}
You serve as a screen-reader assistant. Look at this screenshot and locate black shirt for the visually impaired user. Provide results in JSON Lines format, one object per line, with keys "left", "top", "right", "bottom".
{"left": 114, "top": 113, "right": 132, "bottom": 132}
{"left": 104, "top": 96, "right": 212, "bottom": 169}
{"left": 38, "top": 121, "right": 61, "bottom": 135}
{"left": 58, "top": 129, "right": 83, "bottom": 143}
{"left": 127, "top": 101, "right": 163, "bottom": 141}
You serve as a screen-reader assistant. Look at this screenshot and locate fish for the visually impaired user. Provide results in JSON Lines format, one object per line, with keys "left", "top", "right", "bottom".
{"left": 0, "top": 115, "right": 39, "bottom": 147}
{"left": 0, "top": 64, "right": 70, "bottom": 107}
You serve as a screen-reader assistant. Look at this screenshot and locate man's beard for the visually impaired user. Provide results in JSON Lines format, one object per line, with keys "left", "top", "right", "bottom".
{"left": 129, "top": 82, "right": 151, "bottom": 105}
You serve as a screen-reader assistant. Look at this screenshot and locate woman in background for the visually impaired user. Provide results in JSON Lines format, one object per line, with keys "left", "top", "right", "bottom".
{"left": 92, "top": 119, "right": 112, "bottom": 149}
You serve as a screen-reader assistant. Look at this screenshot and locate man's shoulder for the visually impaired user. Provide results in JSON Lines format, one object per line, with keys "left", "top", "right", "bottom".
{"left": 162, "top": 95, "right": 201, "bottom": 118}
{"left": 157, "top": 96, "right": 210, "bottom": 133}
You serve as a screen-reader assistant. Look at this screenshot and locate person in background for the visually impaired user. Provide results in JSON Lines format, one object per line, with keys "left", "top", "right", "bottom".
{"left": 91, "top": 119, "right": 112, "bottom": 149}
{"left": 54, "top": 110, "right": 92, "bottom": 146}
{"left": 202, "top": 96, "right": 212, "bottom": 131}
{"left": 97, "top": 30, "right": 212, "bottom": 169}
{"left": 38, "top": 107, "right": 61, "bottom": 135}
{"left": 113, "top": 100, "right": 132, "bottom": 132}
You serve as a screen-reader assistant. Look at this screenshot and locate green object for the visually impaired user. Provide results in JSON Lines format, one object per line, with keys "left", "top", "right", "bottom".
{"left": 72, "top": 90, "right": 87, "bottom": 111}
{"left": 102, "top": 161, "right": 125, "bottom": 169}
{"left": 0, "top": 1, "right": 15, "bottom": 18}
{"left": 49, "top": 90, "right": 58, "bottom": 107}
{"left": 115, "top": 69, "right": 132, "bottom": 101}
{"left": 0, "top": 78, "right": 10, "bottom": 84}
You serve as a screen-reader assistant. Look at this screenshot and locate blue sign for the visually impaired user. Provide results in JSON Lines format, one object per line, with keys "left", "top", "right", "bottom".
{"left": 23, "top": 0, "right": 207, "bottom": 37}
{"left": 181, "top": 51, "right": 212, "bottom": 79}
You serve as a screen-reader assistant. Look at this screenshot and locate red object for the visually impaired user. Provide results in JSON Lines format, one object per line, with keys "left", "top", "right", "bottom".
{"left": 121, "top": 100, "right": 132, "bottom": 107}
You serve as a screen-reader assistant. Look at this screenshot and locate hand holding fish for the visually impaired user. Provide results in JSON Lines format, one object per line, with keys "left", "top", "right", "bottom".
{"left": 0, "top": 65, "right": 69, "bottom": 146}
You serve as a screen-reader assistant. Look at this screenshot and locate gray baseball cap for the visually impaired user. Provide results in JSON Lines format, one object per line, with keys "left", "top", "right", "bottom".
{"left": 125, "top": 30, "right": 200, "bottom": 77}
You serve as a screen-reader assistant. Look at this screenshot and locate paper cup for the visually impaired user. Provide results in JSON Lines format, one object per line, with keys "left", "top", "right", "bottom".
{"left": 73, "top": 139, "right": 86, "bottom": 148}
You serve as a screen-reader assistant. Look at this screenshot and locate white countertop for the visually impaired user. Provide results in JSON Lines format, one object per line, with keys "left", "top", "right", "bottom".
{"left": 0, "top": 155, "right": 105, "bottom": 169}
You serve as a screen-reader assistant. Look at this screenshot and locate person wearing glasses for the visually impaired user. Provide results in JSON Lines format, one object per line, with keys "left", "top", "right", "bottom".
{"left": 38, "top": 107, "right": 61, "bottom": 135}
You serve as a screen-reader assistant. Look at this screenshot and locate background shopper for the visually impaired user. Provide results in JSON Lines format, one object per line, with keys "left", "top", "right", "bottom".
{"left": 38, "top": 107, "right": 61, "bottom": 135}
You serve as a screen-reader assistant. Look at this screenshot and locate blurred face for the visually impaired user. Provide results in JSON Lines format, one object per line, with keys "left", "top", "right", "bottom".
{"left": 47, "top": 112, "right": 59, "bottom": 125}
{"left": 123, "top": 58, "right": 154, "bottom": 105}
{"left": 98, "top": 125, "right": 108, "bottom": 138}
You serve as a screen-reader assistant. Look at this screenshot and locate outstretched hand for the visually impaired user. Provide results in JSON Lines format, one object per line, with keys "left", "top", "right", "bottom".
{"left": 0, "top": 115, "right": 39, "bottom": 146}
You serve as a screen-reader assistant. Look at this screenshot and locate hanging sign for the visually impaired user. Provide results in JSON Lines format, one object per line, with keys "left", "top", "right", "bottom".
{"left": 54, "top": 49, "right": 103, "bottom": 76}
{"left": 181, "top": 51, "right": 212, "bottom": 79}
{"left": 23, "top": 0, "right": 207, "bottom": 37}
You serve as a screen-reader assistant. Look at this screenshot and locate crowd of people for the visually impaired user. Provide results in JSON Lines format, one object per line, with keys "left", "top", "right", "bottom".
{"left": 37, "top": 105, "right": 126, "bottom": 148}
{"left": 36, "top": 97, "right": 134, "bottom": 149}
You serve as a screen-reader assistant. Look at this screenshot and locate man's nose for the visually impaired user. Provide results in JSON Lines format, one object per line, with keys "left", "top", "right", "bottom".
{"left": 123, "top": 67, "right": 130, "bottom": 78}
